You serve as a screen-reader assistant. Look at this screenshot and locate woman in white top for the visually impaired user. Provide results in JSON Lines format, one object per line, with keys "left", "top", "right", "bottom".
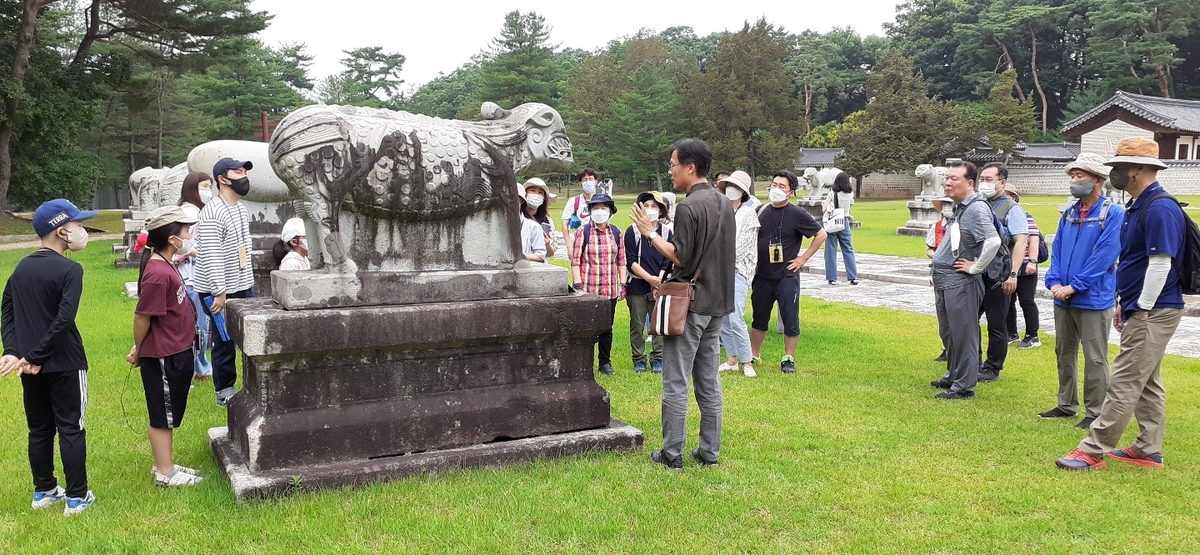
{"left": 273, "top": 218, "right": 311, "bottom": 271}
{"left": 177, "top": 171, "right": 214, "bottom": 379}
{"left": 518, "top": 183, "right": 549, "bottom": 262}
{"left": 823, "top": 171, "right": 859, "bottom": 285}
{"left": 522, "top": 178, "right": 555, "bottom": 260}
{"left": 714, "top": 171, "right": 761, "bottom": 377}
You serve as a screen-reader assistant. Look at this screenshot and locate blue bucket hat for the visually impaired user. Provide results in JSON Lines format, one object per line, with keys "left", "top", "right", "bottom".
{"left": 585, "top": 194, "right": 617, "bottom": 214}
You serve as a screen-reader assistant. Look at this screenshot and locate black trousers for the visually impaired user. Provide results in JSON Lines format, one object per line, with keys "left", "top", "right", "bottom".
{"left": 596, "top": 298, "right": 618, "bottom": 365}
{"left": 1006, "top": 270, "right": 1040, "bottom": 336}
{"left": 200, "top": 288, "right": 254, "bottom": 395}
{"left": 979, "top": 284, "right": 1011, "bottom": 369}
{"left": 22, "top": 370, "right": 88, "bottom": 498}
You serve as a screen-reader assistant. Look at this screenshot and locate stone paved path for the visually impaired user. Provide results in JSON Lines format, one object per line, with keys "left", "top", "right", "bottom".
{"left": 806, "top": 252, "right": 1200, "bottom": 359}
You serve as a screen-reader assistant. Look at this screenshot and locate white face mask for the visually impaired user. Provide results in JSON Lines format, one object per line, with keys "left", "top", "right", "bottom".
{"left": 199, "top": 189, "right": 213, "bottom": 204}
{"left": 768, "top": 188, "right": 789, "bottom": 205}
{"left": 645, "top": 209, "right": 659, "bottom": 221}
{"left": 725, "top": 187, "right": 743, "bottom": 202}
{"left": 941, "top": 205, "right": 955, "bottom": 219}
{"left": 299, "top": 238, "right": 308, "bottom": 251}
{"left": 590, "top": 209, "right": 610, "bottom": 224}
{"left": 63, "top": 227, "right": 89, "bottom": 251}
{"left": 977, "top": 181, "right": 997, "bottom": 198}
{"left": 525, "top": 193, "right": 544, "bottom": 208}
{"left": 173, "top": 236, "right": 195, "bottom": 257}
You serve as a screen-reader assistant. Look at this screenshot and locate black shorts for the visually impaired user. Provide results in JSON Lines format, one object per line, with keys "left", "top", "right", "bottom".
{"left": 140, "top": 349, "right": 195, "bottom": 429}
{"left": 751, "top": 275, "right": 801, "bottom": 336}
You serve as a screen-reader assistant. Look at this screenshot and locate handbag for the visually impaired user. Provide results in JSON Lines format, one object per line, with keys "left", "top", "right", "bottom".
{"left": 823, "top": 208, "right": 846, "bottom": 233}
{"left": 648, "top": 195, "right": 727, "bottom": 336}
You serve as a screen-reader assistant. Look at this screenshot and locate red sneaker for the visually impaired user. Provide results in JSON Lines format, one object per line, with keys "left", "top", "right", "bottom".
{"left": 1106, "top": 448, "right": 1164, "bottom": 468}
{"left": 1055, "top": 449, "right": 1106, "bottom": 471}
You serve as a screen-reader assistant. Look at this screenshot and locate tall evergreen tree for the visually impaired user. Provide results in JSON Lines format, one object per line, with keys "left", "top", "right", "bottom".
{"left": 476, "top": 10, "right": 559, "bottom": 109}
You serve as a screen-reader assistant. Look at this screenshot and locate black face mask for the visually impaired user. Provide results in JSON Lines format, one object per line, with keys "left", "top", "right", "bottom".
{"left": 1108, "top": 169, "right": 1131, "bottom": 191}
{"left": 226, "top": 176, "right": 251, "bottom": 197}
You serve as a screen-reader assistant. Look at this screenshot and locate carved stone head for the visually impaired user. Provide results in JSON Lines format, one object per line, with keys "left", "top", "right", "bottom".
{"left": 481, "top": 102, "right": 573, "bottom": 176}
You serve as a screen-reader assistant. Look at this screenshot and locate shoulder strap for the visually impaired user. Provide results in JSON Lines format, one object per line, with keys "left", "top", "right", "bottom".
{"left": 756, "top": 203, "right": 769, "bottom": 217}
{"left": 1138, "top": 192, "right": 1177, "bottom": 230}
{"left": 685, "top": 194, "right": 728, "bottom": 284}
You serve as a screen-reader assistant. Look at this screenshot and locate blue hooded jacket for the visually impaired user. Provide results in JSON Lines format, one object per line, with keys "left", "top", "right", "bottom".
{"left": 1044, "top": 199, "right": 1126, "bottom": 310}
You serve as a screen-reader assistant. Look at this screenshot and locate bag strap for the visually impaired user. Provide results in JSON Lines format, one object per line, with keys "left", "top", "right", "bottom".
{"left": 684, "top": 192, "right": 728, "bottom": 285}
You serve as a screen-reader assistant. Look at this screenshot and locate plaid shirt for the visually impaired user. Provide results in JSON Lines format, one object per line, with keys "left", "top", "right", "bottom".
{"left": 571, "top": 223, "right": 626, "bottom": 299}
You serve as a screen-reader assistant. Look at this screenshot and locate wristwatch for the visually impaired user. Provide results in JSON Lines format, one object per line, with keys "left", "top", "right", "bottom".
{"left": 647, "top": 231, "right": 659, "bottom": 240}
{"left": 1009, "top": 272, "right": 1017, "bottom": 278}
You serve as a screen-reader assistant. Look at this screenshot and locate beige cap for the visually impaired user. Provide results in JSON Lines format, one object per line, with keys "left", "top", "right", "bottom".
{"left": 144, "top": 205, "right": 198, "bottom": 231}
{"left": 716, "top": 170, "right": 753, "bottom": 196}
{"left": 1065, "top": 153, "right": 1111, "bottom": 178}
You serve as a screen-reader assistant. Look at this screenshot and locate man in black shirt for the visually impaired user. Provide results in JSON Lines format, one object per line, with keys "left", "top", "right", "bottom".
{"left": 631, "top": 138, "right": 735, "bottom": 470}
{"left": 2, "top": 199, "right": 96, "bottom": 515}
{"left": 750, "top": 171, "right": 826, "bottom": 373}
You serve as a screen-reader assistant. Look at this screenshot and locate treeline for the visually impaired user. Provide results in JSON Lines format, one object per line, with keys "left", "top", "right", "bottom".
{"left": 2, "top": 1, "right": 1197, "bottom": 210}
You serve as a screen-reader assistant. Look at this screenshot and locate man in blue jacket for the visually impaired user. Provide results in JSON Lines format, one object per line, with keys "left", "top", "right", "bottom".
{"left": 1057, "top": 136, "right": 1187, "bottom": 471}
{"left": 1041, "top": 153, "right": 1125, "bottom": 429}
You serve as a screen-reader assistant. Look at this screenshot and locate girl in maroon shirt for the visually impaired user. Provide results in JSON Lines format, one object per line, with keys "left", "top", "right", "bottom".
{"left": 126, "top": 206, "right": 205, "bottom": 487}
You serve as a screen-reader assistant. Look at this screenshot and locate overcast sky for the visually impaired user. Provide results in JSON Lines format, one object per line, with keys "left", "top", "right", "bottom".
{"left": 251, "top": 0, "right": 901, "bottom": 92}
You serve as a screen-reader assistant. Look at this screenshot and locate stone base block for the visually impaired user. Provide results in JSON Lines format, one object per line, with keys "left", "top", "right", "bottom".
{"left": 270, "top": 264, "right": 568, "bottom": 310}
{"left": 114, "top": 259, "right": 140, "bottom": 269}
{"left": 209, "top": 421, "right": 643, "bottom": 502}
{"left": 896, "top": 226, "right": 931, "bottom": 237}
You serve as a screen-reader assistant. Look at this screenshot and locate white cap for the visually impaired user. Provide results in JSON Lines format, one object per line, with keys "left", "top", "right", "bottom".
{"left": 280, "top": 218, "right": 306, "bottom": 242}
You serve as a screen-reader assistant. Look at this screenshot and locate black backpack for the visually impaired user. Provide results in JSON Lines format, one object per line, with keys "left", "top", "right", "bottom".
{"left": 1138, "top": 193, "right": 1200, "bottom": 295}
{"left": 962, "top": 196, "right": 1012, "bottom": 289}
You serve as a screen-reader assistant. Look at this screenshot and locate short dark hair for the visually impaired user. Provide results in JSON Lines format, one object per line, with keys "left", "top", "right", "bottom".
{"left": 947, "top": 160, "right": 978, "bottom": 183}
{"left": 715, "top": 171, "right": 731, "bottom": 180}
{"left": 832, "top": 171, "right": 853, "bottom": 194}
{"left": 577, "top": 168, "right": 597, "bottom": 182}
{"left": 981, "top": 162, "right": 1008, "bottom": 181}
{"left": 774, "top": 170, "right": 799, "bottom": 191}
{"left": 671, "top": 138, "right": 712, "bottom": 178}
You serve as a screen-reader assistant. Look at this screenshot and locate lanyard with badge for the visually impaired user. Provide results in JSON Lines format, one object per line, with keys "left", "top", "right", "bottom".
{"left": 218, "top": 196, "right": 249, "bottom": 269}
{"left": 769, "top": 207, "right": 785, "bottom": 264}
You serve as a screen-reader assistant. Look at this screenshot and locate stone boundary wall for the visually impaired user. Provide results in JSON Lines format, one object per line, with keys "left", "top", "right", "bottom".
{"left": 857, "top": 172, "right": 923, "bottom": 199}
{"left": 856, "top": 161, "right": 1200, "bottom": 199}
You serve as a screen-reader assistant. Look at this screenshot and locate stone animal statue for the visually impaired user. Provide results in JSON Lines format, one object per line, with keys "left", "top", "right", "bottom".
{"left": 128, "top": 166, "right": 168, "bottom": 211}
{"left": 269, "top": 102, "right": 573, "bottom": 273}
{"left": 802, "top": 167, "right": 844, "bottom": 199}
{"left": 915, "top": 164, "right": 947, "bottom": 198}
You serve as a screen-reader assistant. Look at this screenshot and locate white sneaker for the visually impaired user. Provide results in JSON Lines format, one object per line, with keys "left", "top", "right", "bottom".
{"left": 743, "top": 364, "right": 757, "bottom": 378}
{"left": 63, "top": 490, "right": 95, "bottom": 516}
{"left": 155, "top": 470, "right": 203, "bottom": 488}
{"left": 32, "top": 485, "right": 66, "bottom": 509}
{"left": 151, "top": 465, "right": 201, "bottom": 477}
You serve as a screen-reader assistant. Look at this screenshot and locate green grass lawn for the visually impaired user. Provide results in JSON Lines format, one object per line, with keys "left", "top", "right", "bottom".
{"left": 3, "top": 241, "right": 1200, "bottom": 553}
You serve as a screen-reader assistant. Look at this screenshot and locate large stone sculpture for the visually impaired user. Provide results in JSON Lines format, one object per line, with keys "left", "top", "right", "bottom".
{"left": 801, "top": 166, "right": 843, "bottom": 200}
{"left": 209, "top": 102, "right": 642, "bottom": 501}
{"left": 897, "top": 163, "right": 949, "bottom": 236}
{"left": 269, "top": 101, "right": 572, "bottom": 276}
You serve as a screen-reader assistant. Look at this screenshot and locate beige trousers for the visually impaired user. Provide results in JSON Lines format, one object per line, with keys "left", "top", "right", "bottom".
{"left": 1079, "top": 308, "right": 1183, "bottom": 456}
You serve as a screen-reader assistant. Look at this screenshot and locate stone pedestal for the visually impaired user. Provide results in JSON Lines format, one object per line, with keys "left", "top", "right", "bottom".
{"left": 209, "top": 291, "right": 643, "bottom": 501}
{"left": 896, "top": 197, "right": 941, "bottom": 237}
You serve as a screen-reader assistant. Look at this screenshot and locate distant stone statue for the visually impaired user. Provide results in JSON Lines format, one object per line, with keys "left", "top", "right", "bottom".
{"left": 269, "top": 102, "right": 573, "bottom": 274}
{"left": 802, "top": 167, "right": 844, "bottom": 199}
{"left": 128, "top": 166, "right": 167, "bottom": 211}
{"left": 915, "top": 164, "right": 947, "bottom": 198}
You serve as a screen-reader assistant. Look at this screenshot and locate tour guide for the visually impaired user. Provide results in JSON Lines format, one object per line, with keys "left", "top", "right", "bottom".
{"left": 631, "top": 138, "right": 735, "bottom": 470}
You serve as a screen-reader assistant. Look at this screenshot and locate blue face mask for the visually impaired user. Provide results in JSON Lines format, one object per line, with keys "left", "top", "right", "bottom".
{"left": 581, "top": 180, "right": 596, "bottom": 194}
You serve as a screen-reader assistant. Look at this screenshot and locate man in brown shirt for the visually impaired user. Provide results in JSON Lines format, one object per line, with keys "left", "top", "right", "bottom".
{"left": 632, "top": 138, "right": 735, "bottom": 470}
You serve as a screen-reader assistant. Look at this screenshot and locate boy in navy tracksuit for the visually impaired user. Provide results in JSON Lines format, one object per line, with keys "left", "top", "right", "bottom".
{"left": 1, "top": 199, "right": 97, "bottom": 515}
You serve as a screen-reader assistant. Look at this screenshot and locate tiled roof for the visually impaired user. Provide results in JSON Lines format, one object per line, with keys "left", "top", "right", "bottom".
{"left": 962, "top": 146, "right": 1006, "bottom": 163}
{"left": 1012, "top": 142, "right": 1081, "bottom": 161}
{"left": 795, "top": 148, "right": 844, "bottom": 167}
{"left": 1061, "top": 91, "right": 1200, "bottom": 134}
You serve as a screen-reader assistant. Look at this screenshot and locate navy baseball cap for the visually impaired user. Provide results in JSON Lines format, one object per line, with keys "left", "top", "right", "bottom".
{"left": 212, "top": 157, "right": 253, "bottom": 179}
{"left": 32, "top": 199, "right": 97, "bottom": 237}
